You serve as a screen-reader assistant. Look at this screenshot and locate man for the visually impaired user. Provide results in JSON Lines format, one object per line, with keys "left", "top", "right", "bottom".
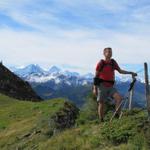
{"left": 93, "top": 47, "right": 137, "bottom": 122}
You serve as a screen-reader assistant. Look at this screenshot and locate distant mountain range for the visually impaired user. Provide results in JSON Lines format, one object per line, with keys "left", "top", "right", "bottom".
{"left": 9, "top": 64, "right": 146, "bottom": 107}
{"left": 9, "top": 64, "right": 144, "bottom": 84}
{"left": 9, "top": 64, "right": 94, "bottom": 86}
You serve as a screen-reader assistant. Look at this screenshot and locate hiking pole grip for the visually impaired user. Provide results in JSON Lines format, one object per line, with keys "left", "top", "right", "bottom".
{"left": 128, "top": 78, "right": 136, "bottom": 92}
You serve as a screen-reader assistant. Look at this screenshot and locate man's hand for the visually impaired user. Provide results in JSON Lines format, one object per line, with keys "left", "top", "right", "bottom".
{"left": 131, "top": 72, "right": 137, "bottom": 78}
{"left": 93, "top": 86, "right": 98, "bottom": 97}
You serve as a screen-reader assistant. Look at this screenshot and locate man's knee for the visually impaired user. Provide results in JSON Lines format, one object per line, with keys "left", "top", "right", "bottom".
{"left": 98, "top": 100, "right": 104, "bottom": 106}
{"left": 113, "top": 92, "right": 122, "bottom": 102}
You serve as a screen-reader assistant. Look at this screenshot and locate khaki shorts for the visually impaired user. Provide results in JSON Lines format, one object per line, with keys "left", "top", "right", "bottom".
{"left": 97, "top": 83, "right": 118, "bottom": 102}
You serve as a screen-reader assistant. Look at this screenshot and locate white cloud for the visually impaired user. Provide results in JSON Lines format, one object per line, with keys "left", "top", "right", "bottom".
{"left": 0, "top": 27, "right": 150, "bottom": 74}
{"left": 0, "top": 0, "right": 150, "bottom": 74}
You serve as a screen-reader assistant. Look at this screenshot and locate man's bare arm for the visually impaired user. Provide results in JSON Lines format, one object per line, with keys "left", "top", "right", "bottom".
{"left": 118, "top": 69, "right": 137, "bottom": 76}
{"left": 95, "top": 71, "right": 99, "bottom": 77}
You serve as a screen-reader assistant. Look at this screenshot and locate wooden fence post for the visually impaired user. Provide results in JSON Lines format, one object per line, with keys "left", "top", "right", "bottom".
{"left": 144, "top": 62, "right": 150, "bottom": 121}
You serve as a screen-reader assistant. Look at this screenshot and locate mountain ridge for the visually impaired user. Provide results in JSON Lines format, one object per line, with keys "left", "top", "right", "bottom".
{"left": 7, "top": 63, "right": 146, "bottom": 107}
{"left": 0, "top": 63, "right": 43, "bottom": 101}
{"left": 9, "top": 64, "right": 145, "bottom": 84}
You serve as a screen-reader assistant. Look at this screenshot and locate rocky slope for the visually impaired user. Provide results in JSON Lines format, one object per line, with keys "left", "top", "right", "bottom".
{"left": 0, "top": 63, "right": 42, "bottom": 101}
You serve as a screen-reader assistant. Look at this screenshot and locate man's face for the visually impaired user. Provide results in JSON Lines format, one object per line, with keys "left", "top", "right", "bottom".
{"left": 103, "top": 49, "right": 112, "bottom": 58}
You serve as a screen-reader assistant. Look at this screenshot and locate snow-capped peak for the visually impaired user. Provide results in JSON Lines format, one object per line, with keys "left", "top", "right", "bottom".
{"left": 14, "top": 64, "right": 45, "bottom": 77}
{"left": 63, "top": 70, "right": 80, "bottom": 77}
{"left": 82, "top": 73, "right": 94, "bottom": 79}
{"left": 49, "top": 66, "right": 61, "bottom": 74}
{"left": 9, "top": 63, "right": 145, "bottom": 85}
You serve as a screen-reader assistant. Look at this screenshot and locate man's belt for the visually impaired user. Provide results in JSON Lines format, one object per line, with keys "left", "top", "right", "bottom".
{"left": 93, "top": 77, "right": 115, "bottom": 86}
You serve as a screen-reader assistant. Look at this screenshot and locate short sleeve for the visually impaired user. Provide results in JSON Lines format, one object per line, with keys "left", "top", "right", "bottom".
{"left": 114, "top": 60, "right": 120, "bottom": 71}
{"left": 96, "top": 62, "right": 100, "bottom": 71}
{"left": 96, "top": 60, "right": 103, "bottom": 71}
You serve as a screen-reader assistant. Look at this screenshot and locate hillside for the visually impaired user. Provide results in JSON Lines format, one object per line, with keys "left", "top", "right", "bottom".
{"left": 0, "top": 93, "right": 79, "bottom": 150}
{"left": 40, "top": 110, "right": 150, "bottom": 150}
{"left": 0, "top": 63, "right": 42, "bottom": 101}
{"left": 0, "top": 93, "right": 149, "bottom": 150}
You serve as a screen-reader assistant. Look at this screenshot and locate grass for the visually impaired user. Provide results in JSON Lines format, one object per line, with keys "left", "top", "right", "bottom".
{"left": 0, "top": 93, "right": 150, "bottom": 150}
{"left": 0, "top": 93, "right": 66, "bottom": 149}
{"left": 39, "top": 109, "right": 150, "bottom": 150}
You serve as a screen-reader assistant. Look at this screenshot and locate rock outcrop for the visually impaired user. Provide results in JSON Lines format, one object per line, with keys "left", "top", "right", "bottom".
{"left": 0, "top": 62, "right": 42, "bottom": 101}
{"left": 49, "top": 101, "right": 79, "bottom": 135}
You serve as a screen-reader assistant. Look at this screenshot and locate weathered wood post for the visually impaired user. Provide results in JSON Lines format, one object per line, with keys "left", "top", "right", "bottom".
{"left": 144, "top": 62, "right": 150, "bottom": 121}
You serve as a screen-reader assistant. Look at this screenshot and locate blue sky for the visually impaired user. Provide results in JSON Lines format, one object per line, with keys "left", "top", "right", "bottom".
{"left": 0, "top": 0, "right": 150, "bottom": 74}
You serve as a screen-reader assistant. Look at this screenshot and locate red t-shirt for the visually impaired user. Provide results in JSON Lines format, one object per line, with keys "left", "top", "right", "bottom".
{"left": 95, "top": 59, "right": 120, "bottom": 87}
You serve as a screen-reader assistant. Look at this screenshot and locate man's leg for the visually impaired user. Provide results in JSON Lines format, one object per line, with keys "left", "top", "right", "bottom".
{"left": 112, "top": 92, "right": 122, "bottom": 115}
{"left": 97, "top": 84, "right": 107, "bottom": 122}
{"left": 97, "top": 100, "right": 104, "bottom": 121}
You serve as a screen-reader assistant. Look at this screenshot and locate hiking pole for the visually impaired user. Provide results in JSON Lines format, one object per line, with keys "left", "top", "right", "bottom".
{"left": 110, "top": 77, "right": 137, "bottom": 122}
{"left": 128, "top": 77, "right": 136, "bottom": 92}
{"left": 119, "top": 97, "right": 129, "bottom": 119}
{"left": 110, "top": 99, "right": 125, "bottom": 122}
{"left": 119, "top": 76, "right": 137, "bottom": 118}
